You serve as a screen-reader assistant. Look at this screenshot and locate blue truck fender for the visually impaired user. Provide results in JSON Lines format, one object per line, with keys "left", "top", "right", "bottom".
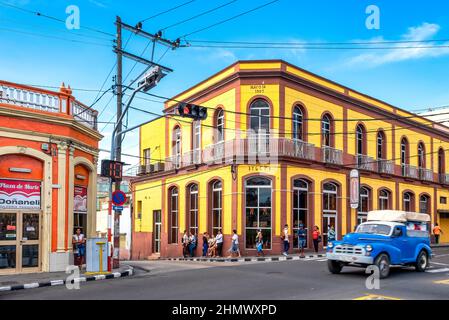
{"left": 413, "top": 243, "right": 432, "bottom": 261}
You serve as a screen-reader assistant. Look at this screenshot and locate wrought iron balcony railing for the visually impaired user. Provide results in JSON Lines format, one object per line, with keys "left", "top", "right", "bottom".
{"left": 356, "top": 154, "right": 374, "bottom": 171}
{"left": 322, "top": 146, "right": 343, "bottom": 165}
{"left": 402, "top": 164, "right": 419, "bottom": 179}
{"left": 377, "top": 159, "right": 394, "bottom": 175}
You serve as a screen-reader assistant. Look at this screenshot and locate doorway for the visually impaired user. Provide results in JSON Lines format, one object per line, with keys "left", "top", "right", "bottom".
{"left": 0, "top": 211, "right": 41, "bottom": 273}
{"left": 153, "top": 210, "right": 161, "bottom": 254}
{"left": 322, "top": 215, "right": 337, "bottom": 247}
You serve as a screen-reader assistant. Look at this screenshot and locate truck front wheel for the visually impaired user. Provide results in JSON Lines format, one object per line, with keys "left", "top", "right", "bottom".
{"left": 374, "top": 253, "right": 390, "bottom": 279}
{"left": 327, "top": 260, "right": 343, "bottom": 274}
{"left": 415, "top": 250, "right": 429, "bottom": 272}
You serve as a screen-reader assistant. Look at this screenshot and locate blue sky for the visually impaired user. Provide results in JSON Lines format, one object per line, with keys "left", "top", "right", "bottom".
{"left": 1, "top": 0, "right": 449, "bottom": 172}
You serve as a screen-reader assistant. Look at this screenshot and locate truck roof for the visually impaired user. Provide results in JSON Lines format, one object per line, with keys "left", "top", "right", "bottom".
{"left": 367, "top": 210, "right": 431, "bottom": 223}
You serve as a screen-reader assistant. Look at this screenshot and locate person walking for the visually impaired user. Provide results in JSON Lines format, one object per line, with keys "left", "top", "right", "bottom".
{"left": 228, "top": 230, "right": 241, "bottom": 258}
{"left": 215, "top": 229, "right": 224, "bottom": 257}
{"left": 182, "top": 230, "right": 189, "bottom": 258}
{"left": 312, "top": 226, "right": 321, "bottom": 253}
{"left": 282, "top": 224, "right": 290, "bottom": 256}
{"left": 328, "top": 225, "right": 336, "bottom": 243}
{"left": 433, "top": 223, "right": 444, "bottom": 244}
{"left": 297, "top": 222, "right": 307, "bottom": 258}
{"left": 202, "top": 232, "right": 209, "bottom": 257}
{"left": 188, "top": 231, "right": 196, "bottom": 257}
{"left": 72, "top": 228, "right": 86, "bottom": 268}
{"left": 256, "top": 229, "right": 264, "bottom": 257}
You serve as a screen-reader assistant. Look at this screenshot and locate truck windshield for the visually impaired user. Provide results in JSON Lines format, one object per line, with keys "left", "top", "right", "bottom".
{"left": 356, "top": 224, "right": 391, "bottom": 235}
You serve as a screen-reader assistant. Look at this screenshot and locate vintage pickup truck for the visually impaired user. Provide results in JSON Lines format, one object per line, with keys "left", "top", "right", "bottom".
{"left": 326, "top": 210, "right": 432, "bottom": 278}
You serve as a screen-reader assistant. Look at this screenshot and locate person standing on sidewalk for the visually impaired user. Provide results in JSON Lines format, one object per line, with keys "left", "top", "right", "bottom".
{"left": 202, "top": 232, "right": 209, "bottom": 257}
{"left": 188, "top": 231, "right": 197, "bottom": 257}
{"left": 282, "top": 224, "right": 290, "bottom": 256}
{"left": 328, "top": 225, "right": 336, "bottom": 243}
{"left": 256, "top": 229, "right": 264, "bottom": 257}
{"left": 297, "top": 222, "right": 307, "bottom": 258}
{"left": 228, "top": 230, "right": 241, "bottom": 258}
{"left": 215, "top": 229, "right": 224, "bottom": 257}
{"left": 182, "top": 230, "right": 189, "bottom": 258}
{"left": 312, "top": 226, "right": 321, "bottom": 253}
{"left": 433, "top": 223, "right": 443, "bottom": 244}
{"left": 72, "top": 228, "right": 86, "bottom": 268}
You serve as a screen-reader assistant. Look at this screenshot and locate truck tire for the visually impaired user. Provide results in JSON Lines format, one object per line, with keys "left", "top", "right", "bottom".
{"left": 374, "top": 253, "right": 390, "bottom": 279}
{"left": 415, "top": 250, "right": 429, "bottom": 272}
{"left": 327, "top": 260, "right": 343, "bottom": 274}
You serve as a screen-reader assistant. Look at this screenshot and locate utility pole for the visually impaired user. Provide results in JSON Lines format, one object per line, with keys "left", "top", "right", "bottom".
{"left": 113, "top": 15, "right": 123, "bottom": 269}
{"left": 106, "top": 16, "right": 180, "bottom": 272}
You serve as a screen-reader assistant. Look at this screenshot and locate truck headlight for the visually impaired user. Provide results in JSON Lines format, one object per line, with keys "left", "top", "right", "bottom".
{"left": 365, "top": 245, "right": 373, "bottom": 252}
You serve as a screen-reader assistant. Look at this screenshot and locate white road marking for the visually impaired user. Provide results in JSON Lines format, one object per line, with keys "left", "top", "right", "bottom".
{"left": 426, "top": 268, "right": 449, "bottom": 273}
{"left": 431, "top": 262, "right": 449, "bottom": 266}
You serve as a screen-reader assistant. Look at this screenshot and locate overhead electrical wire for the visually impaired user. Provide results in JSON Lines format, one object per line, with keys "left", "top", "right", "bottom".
{"left": 139, "top": 0, "right": 197, "bottom": 23}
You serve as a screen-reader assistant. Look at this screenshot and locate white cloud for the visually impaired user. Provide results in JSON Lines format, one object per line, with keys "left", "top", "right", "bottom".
{"left": 88, "top": 0, "right": 107, "bottom": 8}
{"left": 346, "top": 23, "right": 449, "bottom": 68}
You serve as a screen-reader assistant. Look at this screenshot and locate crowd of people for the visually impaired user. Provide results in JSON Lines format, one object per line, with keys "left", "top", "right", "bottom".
{"left": 182, "top": 229, "right": 243, "bottom": 258}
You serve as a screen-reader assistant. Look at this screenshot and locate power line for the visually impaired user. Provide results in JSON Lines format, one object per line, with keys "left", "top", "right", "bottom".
{"left": 187, "top": 44, "right": 449, "bottom": 50}
{"left": 161, "top": 0, "right": 238, "bottom": 31}
{"left": 140, "top": 0, "right": 197, "bottom": 23}
{"left": 180, "top": 0, "right": 279, "bottom": 38}
{"left": 0, "top": 1, "right": 115, "bottom": 37}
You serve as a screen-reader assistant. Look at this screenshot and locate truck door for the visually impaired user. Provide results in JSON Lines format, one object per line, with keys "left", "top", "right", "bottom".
{"left": 391, "top": 226, "right": 412, "bottom": 263}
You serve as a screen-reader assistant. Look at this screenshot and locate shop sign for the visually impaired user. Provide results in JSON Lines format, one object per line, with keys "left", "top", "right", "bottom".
{"left": 350, "top": 170, "right": 360, "bottom": 209}
{"left": 74, "top": 186, "right": 88, "bottom": 212}
{"left": 0, "top": 179, "right": 41, "bottom": 210}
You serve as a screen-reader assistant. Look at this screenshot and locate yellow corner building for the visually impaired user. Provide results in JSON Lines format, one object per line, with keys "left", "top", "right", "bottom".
{"left": 131, "top": 60, "right": 449, "bottom": 258}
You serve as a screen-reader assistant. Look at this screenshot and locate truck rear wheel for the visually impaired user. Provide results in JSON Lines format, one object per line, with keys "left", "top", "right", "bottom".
{"left": 327, "top": 260, "right": 343, "bottom": 274}
{"left": 374, "top": 253, "right": 390, "bottom": 279}
{"left": 415, "top": 250, "right": 429, "bottom": 272}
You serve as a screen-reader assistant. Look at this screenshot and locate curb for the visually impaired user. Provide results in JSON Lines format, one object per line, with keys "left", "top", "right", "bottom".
{"left": 158, "top": 254, "right": 326, "bottom": 263}
{"left": 0, "top": 267, "right": 133, "bottom": 293}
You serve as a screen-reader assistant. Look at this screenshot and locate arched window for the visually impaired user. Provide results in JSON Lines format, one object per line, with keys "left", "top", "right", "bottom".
{"left": 292, "top": 105, "right": 304, "bottom": 141}
{"left": 187, "top": 184, "right": 198, "bottom": 236}
{"left": 401, "top": 138, "right": 409, "bottom": 176}
{"left": 168, "top": 187, "right": 179, "bottom": 244}
{"left": 403, "top": 192, "right": 415, "bottom": 212}
{"left": 322, "top": 182, "right": 338, "bottom": 245}
{"left": 321, "top": 114, "right": 332, "bottom": 147}
{"left": 172, "top": 126, "right": 181, "bottom": 168}
{"left": 216, "top": 109, "right": 224, "bottom": 143}
{"left": 377, "top": 131, "right": 386, "bottom": 160}
{"left": 293, "top": 179, "right": 309, "bottom": 248}
{"left": 358, "top": 187, "right": 370, "bottom": 225}
{"left": 249, "top": 99, "right": 270, "bottom": 152}
{"left": 419, "top": 195, "right": 430, "bottom": 214}
{"left": 211, "top": 181, "right": 222, "bottom": 236}
{"left": 245, "top": 177, "right": 272, "bottom": 249}
{"left": 418, "top": 142, "right": 426, "bottom": 169}
{"left": 379, "top": 189, "right": 391, "bottom": 210}
{"left": 438, "top": 148, "right": 445, "bottom": 175}
{"left": 356, "top": 124, "right": 365, "bottom": 156}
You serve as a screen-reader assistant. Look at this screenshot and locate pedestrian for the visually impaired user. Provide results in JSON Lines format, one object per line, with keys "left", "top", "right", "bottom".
{"left": 202, "top": 232, "right": 209, "bottom": 257}
{"left": 215, "top": 229, "right": 224, "bottom": 257}
{"left": 72, "top": 228, "right": 86, "bottom": 268}
{"left": 228, "top": 230, "right": 241, "bottom": 258}
{"left": 182, "top": 230, "right": 189, "bottom": 258}
{"left": 297, "top": 222, "right": 307, "bottom": 258}
{"left": 208, "top": 234, "right": 217, "bottom": 257}
{"left": 256, "top": 229, "right": 264, "bottom": 257}
{"left": 282, "top": 224, "right": 290, "bottom": 256}
{"left": 328, "top": 225, "right": 336, "bottom": 243}
{"left": 433, "top": 223, "right": 443, "bottom": 244}
{"left": 188, "top": 231, "right": 196, "bottom": 257}
{"left": 312, "top": 226, "right": 321, "bottom": 253}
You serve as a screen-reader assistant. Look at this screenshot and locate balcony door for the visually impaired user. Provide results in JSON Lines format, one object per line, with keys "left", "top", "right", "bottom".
{"left": 0, "top": 211, "right": 41, "bottom": 274}
{"left": 249, "top": 99, "right": 270, "bottom": 154}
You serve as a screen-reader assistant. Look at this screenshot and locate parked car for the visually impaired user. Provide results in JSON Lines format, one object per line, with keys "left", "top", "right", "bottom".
{"left": 326, "top": 210, "right": 432, "bottom": 278}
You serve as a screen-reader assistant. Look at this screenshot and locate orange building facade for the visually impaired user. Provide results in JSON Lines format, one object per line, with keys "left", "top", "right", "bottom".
{"left": 0, "top": 80, "right": 102, "bottom": 274}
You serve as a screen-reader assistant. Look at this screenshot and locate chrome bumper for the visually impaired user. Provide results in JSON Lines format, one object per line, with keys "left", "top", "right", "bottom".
{"left": 327, "top": 253, "right": 373, "bottom": 264}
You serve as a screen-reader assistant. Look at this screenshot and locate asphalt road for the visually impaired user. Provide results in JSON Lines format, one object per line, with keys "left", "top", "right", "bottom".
{"left": 2, "top": 248, "right": 449, "bottom": 300}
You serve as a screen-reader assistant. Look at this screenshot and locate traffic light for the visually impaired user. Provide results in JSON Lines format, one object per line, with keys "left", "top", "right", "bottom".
{"left": 101, "top": 160, "right": 124, "bottom": 182}
{"left": 177, "top": 103, "right": 207, "bottom": 121}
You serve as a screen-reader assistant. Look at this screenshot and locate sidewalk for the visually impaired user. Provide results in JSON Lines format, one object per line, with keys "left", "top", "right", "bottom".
{"left": 431, "top": 243, "right": 449, "bottom": 248}
{"left": 0, "top": 264, "right": 133, "bottom": 292}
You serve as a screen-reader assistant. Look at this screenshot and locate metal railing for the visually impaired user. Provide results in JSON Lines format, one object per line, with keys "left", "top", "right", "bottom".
{"left": 71, "top": 100, "right": 98, "bottom": 130}
{"left": 419, "top": 168, "right": 433, "bottom": 182}
{"left": 322, "top": 146, "right": 343, "bottom": 165}
{"left": 356, "top": 154, "right": 374, "bottom": 171}
{"left": 402, "top": 164, "right": 419, "bottom": 179}
{"left": 377, "top": 159, "right": 394, "bottom": 175}
{"left": 439, "top": 173, "right": 449, "bottom": 184}
{"left": 280, "top": 139, "right": 315, "bottom": 160}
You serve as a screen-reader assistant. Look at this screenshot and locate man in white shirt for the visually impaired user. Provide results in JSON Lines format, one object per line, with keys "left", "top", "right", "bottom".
{"left": 282, "top": 224, "right": 290, "bottom": 256}
{"left": 215, "top": 229, "right": 224, "bottom": 257}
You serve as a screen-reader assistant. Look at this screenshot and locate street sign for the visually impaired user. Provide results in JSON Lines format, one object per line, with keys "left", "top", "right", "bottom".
{"left": 350, "top": 169, "right": 360, "bottom": 209}
{"left": 113, "top": 205, "right": 124, "bottom": 211}
{"left": 112, "top": 190, "right": 127, "bottom": 206}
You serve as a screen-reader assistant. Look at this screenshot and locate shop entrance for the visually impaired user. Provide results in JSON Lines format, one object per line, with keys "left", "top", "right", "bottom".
{"left": 0, "top": 211, "right": 41, "bottom": 273}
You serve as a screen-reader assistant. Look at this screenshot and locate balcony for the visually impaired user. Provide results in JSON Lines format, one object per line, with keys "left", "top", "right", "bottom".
{"left": 322, "top": 146, "right": 343, "bottom": 165}
{"left": 439, "top": 173, "right": 449, "bottom": 184}
{"left": 0, "top": 81, "right": 98, "bottom": 130}
{"left": 279, "top": 139, "right": 315, "bottom": 161}
{"left": 377, "top": 159, "right": 394, "bottom": 175}
{"left": 182, "top": 149, "right": 202, "bottom": 166}
{"left": 402, "top": 164, "right": 419, "bottom": 179}
{"left": 356, "top": 154, "right": 374, "bottom": 171}
{"left": 419, "top": 168, "right": 433, "bottom": 182}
